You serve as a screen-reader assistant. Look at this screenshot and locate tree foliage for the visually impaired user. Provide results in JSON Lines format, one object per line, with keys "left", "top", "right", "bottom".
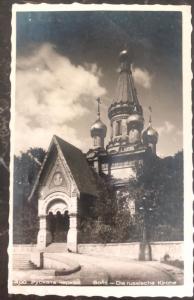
{"left": 135, "top": 151, "right": 184, "bottom": 241}
{"left": 79, "top": 172, "right": 117, "bottom": 243}
{"left": 13, "top": 148, "right": 46, "bottom": 243}
{"left": 13, "top": 147, "right": 183, "bottom": 244}
{"left": 80, "top": 151, "right": 184, "bottom": 243}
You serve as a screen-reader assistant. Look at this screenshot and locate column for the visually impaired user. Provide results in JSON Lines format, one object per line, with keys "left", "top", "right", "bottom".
{"left": 67, "top": 213, "right": 78, "bottom": 252}
{"left": 37, "top": 215, "right": 52, "bottom": 250}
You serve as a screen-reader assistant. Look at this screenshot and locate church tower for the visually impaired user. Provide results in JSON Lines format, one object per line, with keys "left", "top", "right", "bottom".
{"left": 90, "top": 98, "right": 107, "bottom": 150}
{"left": 107, "top": 49, "right": 144, "bottom": 153}
{"left": 87, "top": 48, "right": 158, "bottom": 188}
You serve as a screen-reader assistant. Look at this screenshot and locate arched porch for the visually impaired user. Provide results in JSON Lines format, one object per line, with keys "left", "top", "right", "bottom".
{"left": 37, "top": 192, "right": 78, "bottom": 252}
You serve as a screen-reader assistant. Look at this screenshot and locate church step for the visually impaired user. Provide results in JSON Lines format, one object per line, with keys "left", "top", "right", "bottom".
{"left": 13, "top": 253, "right": 33, "bottom": 270}
{"left": 45, "top": 243, "right": 67, "bottom": 253}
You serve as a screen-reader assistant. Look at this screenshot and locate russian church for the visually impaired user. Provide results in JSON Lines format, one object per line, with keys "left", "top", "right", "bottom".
{"left": 29, "top": 49, "right": 158, "bottom": 252}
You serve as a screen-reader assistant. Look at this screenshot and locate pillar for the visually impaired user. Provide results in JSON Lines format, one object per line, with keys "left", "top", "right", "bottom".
{"left": 37, "top": 215, "right": 52, "bottom": 250}
{"left": 67, "top": 213, "right": 78, "bottom": 252}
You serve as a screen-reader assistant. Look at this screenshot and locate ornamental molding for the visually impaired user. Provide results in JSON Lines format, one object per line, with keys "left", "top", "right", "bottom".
{"left": 38, "top": 191, "right": 78, "bottom": 216}
{"left": 40, "top": 153, "right": 79, "bottom": 198}
{"left": 111, "top": 114, "right": 129, "bottom": 122}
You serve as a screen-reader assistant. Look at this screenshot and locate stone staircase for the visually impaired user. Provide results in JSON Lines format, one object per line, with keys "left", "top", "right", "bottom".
{"left": 13, "top": 244, "right": 68, "bottom": 270}
{"left": 13, "top": 252, "right": 34, "bottom": 270}
{"left": 45, "top": 243, "right": 67, "bottom": 253}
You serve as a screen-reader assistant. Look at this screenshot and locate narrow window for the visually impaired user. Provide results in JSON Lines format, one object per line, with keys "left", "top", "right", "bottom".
{"left": 94, "top": 136, "right": 98, "bottom": 146}
{"left": 115, "top": 120, "right": 122, "bottom": 136}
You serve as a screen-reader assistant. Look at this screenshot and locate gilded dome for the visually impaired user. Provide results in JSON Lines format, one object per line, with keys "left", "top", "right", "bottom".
{"left": 90, "top": 119, "right": 107, "bottom": 138}
{"left": 142, "top": 125, "right": 158, "bottom": 144}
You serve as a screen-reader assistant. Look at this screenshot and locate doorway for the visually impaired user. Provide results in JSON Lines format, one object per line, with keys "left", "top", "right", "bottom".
{"left": 47, "top": 210, "right": 69, "bottom": 243}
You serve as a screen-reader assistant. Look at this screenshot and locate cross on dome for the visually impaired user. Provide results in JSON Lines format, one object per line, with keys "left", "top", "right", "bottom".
{"left": 148, "top": 105, "right": 152, "bottom": 125}
{"left": 96, "top": 97, "right": 101, "bottom": 119}
{"left": 142, "top": 105, "right": 158, "bottom": 149}
{"left": 90, "top": 97, "right": 107, "bottom": 141}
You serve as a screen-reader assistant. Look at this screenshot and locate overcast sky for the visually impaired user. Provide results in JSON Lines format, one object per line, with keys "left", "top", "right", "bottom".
{"left": 15, "top": 10, "right": 183, "bottom": 157}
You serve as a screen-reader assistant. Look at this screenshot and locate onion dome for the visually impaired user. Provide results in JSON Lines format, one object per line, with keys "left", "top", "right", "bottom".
{"left": 119, "top": 49, "right": 131, "bottom": 65}
{"left": 143, "top": 107, "right": 158, "bottom": 145}
{"left": 127, "top": 113, "right": 144, "bottom": 130}
{"left": 142, "top": 125, "right": 158, "bottom": 145}
{"left": 91, "top": 119, "right": 107, "bottom": 138}
{"left": 91, "top": 97, "right": 107, "bottom": 138}
{"left": 119, "top": 49, "right": 128, "bottom": 59}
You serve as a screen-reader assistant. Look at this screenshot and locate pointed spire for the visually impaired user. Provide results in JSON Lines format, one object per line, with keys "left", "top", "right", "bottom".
{"left": 114, "top": 48, "right": 139, "bottom": 105}
{"left": 108, "top": 48, "right": 143, "bottom": 121}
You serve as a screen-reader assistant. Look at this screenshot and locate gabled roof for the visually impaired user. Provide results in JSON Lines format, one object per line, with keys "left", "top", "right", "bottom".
{"left": 29, "top": 135, "right": 97, "bottom": 201}
{"left": 55, "top": 135, "right": 97, "bottom": 196}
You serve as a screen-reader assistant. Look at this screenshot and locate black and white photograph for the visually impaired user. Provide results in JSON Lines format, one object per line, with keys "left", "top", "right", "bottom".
{"left": 9, "top": 4, "right": 192, "bottom": 297}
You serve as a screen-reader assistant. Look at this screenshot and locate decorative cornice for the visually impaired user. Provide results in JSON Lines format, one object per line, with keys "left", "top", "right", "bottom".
{"left": 108, "top": 101, "right": 143, "bottom": 120}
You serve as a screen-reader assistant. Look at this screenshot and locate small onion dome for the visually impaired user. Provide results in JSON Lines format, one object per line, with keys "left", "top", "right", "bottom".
{"left": 142, "top": 126, "right": 158, "bottom": 145}
{"left": 119, "top": 49, "right": 129, "bottom": 62}
{"left": 119, "top": 49, "right": 131, "bottom": 71}
{"left": 127, "top": 113, "right": 144, "bottom": 130}
{"left": 90, "top": 119, "right": 107, "bottom": 138}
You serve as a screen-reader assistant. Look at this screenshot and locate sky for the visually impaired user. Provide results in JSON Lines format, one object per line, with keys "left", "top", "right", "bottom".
{"left": 15, "top": 9, "right": 183, "bottom": 157}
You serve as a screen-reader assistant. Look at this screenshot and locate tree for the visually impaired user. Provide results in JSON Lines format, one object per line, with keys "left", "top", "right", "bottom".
{"left": 79, "top": 172, "right": 117, "bottom": 243}
{"left": 135, "top": 151, "right": 184, "bottom": 241}
{"left": 13, "top": 148, "right": 46, "bottom": 243}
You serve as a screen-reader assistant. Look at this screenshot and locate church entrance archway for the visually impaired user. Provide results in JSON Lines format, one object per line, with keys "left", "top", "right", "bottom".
{"left": 46, "top": 198, "right": 69, "bottom": 243}
{"left": 47, "top": 210, "right": 69, "bottom": 243}
{"left": 37, "top": 192, "right": 78, "bottom": 252}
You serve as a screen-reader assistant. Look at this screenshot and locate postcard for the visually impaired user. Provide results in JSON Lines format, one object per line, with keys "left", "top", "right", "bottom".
{"left": 8, "top": 3, "right": 193, "bottom": 297}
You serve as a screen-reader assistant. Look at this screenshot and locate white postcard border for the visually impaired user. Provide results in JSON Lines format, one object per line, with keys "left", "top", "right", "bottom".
{"left": 9, "top": 3, "right": 193, "bottom": 297}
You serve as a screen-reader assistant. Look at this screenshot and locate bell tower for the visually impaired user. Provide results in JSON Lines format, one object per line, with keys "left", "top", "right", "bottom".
{"left": 107, "top": 49, "right": 144, "bottom": 153}
{"left": 87, "top": 48, "right": 158, "bottom": 187}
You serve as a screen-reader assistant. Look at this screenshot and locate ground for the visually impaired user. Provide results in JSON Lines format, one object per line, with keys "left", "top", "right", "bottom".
{"left": 12, "top": 252, "right": 183, "bottom": 286}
